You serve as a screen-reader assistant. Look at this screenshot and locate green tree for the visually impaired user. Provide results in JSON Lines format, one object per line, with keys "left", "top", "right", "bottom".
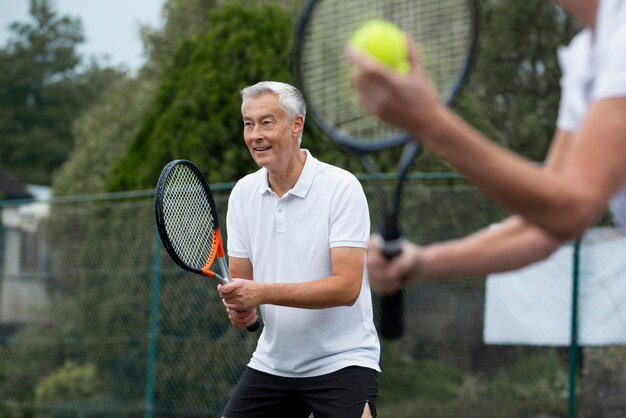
{"left": 0, "top": 0, "right": 124, "bottom": 185}
{"left": 52, "top": 0, "right": 310, "bottom": 198}
{"left": 107, "top": 1, "right": 354, "bottom": 192}
{"left": 140, "top": 0, "right": 304, "bottom": 80}
{"left": 52, "top": 77, "right": 154, "bottom": 196}
{"left": 52, "top": 0, "right": 215, "bottom": 198}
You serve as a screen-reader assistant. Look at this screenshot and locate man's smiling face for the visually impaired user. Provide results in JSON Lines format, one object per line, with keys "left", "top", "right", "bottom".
{"left": 242, "top": 92, "right": 303, "bottom": 172}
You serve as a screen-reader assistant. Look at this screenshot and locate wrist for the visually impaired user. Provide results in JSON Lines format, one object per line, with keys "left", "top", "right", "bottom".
{"left": 411, "top": 244, "right": 433, "bottom": 282}
{"left": 411, "top": 103, "right": 455, "bottom": 152}
{"left": 255, "top": 282, "right": 270, "bottom": 306}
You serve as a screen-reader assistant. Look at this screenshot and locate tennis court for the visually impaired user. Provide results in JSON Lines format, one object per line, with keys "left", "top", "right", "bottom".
{"left": 1, "top": 176, "right": 625, "bottom": 417}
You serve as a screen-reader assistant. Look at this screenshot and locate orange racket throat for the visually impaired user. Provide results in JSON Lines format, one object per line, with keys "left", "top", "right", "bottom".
{"left": 201, "top": 228, "right": 224, "bottom": 278}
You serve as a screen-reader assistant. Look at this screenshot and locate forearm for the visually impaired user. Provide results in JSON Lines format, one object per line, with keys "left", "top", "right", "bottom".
{"left": 416, "top": 216, "right": 563, "bottom": 281}
{"left": 417, "top": 107, "right": 593, "bottom": 240}
{"left": 257, "top": 275, "right": 360, "bottom": 309}
{"left": 227, "top": 248, "right": 365, "bottom": 310}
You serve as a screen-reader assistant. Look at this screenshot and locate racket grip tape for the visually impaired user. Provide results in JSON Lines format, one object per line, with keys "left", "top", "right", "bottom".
{"left": 379, "top": 290, "right": 404, "bottom": 339}
{"left": 378, "top": 232, "right": 405, "bottom": 339}
{"left": 247, "top": 320, "right": 260, "bottom": 332}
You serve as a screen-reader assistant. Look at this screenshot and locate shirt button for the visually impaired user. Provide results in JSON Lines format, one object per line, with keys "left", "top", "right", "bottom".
{"left": 278, "top": 207, "right": 284, "bottom": 213}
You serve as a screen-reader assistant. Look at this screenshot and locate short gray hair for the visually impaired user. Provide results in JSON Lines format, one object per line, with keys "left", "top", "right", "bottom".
{"left": 241, "top": 81, "right": 307, "bottom": 125}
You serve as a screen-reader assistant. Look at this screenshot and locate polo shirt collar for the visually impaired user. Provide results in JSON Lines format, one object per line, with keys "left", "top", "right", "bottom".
{"left": 291, "top": 149, "right": 316, "bottom": 198}
{"left": 257, "top": 149, "right": 318, "bottom": 198}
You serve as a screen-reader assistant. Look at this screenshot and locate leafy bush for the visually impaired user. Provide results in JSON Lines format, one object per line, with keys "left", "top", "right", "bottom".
{"left": 35, "top": 361, "right": 98, "bottom": 403}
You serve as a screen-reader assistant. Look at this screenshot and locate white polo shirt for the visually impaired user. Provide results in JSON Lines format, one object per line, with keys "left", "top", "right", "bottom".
{"left": 556, "top": 0, "right": 626, "bottom": 227}
{"left": 227, "top": 149, "right": 380, "bottom": 377}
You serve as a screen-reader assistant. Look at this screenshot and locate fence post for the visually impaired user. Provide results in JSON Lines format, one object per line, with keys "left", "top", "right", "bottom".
{"left": 568, "top": 238, "right": 581, "bottom": 418}
{"left": 0, "top": 204, "right": 3, "bottom": 269}
{"left": 0, "top": 204, "right": 3, "bottom": 304}
{"left": 144, "top": 224, "right": 162, "bottom": 418}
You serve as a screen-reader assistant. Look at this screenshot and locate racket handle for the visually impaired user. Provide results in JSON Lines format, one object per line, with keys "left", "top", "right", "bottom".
{"left": 247, "top": 321, "right": 260, "bottom": 332}
{"left": 379, "top": 291, "right": 404, "bottom": 339}
{"left": 215, "top": 265, "right": 261, "bottom": 333}
{"left": 379, "top": 231, "right": 405, "bottom": 339}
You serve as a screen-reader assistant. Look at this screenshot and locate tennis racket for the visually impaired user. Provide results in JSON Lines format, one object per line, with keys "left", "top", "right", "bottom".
{"left": 154, "top": 159, "right": 260, "bottom": 332}
{"left": 293, "top": 0, "right": 479, "bottom": 338}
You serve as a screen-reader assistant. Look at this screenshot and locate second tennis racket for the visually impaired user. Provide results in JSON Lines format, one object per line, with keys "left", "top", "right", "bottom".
{"left": 155, "top": 159, "right": 260, "bottom": 332}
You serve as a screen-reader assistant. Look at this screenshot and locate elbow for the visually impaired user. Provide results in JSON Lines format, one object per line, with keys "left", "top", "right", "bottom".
{"left": 341, "top": 290, "right": 360, "bottom": 307}
{"left": 542, "top": 201, "right": 598, "bottom": 242}
{"left": 340, "top": 283, "right": 362, "bottom": 307}
{"left": 548, "top": 224, "right": 588, "bottom": 242}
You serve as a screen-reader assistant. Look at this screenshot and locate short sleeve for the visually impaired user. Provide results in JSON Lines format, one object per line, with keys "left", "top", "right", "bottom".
{"left": 226, "top": 181, "right": 249, "bottom": 258}
{"left": 592, "top": 0, "right": 626, "bottom": 101}
{"left": 556, "top": 30, "right": 592, "bottom": 132}
{"left": 328, "top": 175, "right": 370, "bottom": 249}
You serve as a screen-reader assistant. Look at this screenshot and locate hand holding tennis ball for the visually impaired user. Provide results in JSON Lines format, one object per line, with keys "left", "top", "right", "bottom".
{"left": 350, "top": 19, "right": 409, "bottom": 75}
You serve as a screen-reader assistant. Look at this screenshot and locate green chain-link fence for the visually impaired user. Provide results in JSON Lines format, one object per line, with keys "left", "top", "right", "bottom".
{"left": 1, "top": 175, "right": 625, "bottom": 418}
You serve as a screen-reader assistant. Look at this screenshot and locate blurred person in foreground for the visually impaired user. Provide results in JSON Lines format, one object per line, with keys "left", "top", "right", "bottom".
{"left": 218, "top": 81, "right": 380, "bottom": 418}
{"left": 347, "top": 0, "right": 626, "bottom": 291}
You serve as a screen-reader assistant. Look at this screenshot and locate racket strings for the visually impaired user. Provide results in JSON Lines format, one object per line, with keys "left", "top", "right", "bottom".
{"left": 161, "top": 165, "right": 217, "bottom": 270}
{"left": 299, "top": 0, "right": 475, "bottom": 145}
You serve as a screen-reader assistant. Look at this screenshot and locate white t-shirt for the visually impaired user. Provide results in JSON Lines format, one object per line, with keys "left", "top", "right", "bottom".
{"left": 227, "top": 149, "right": 380, "bottom": 378}
{"left": 556, "top": 0, "right": 626, "bottom": 227}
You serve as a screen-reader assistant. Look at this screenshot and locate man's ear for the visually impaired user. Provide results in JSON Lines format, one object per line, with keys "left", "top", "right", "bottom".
{"left": 293, "top": 114, "right": 305, "bottom": 138}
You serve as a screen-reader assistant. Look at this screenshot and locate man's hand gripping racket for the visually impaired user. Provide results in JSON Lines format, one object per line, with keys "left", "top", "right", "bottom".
{"left": 155, "top": 159, "right": 260, "bottom": 332}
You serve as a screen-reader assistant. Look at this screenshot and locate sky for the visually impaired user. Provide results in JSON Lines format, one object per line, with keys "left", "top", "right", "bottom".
{"left": 0, "top": 0, "right": 165, "bottom": 72}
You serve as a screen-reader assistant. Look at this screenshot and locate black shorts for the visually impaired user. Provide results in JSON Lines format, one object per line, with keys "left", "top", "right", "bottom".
{"left": 222, "top": 366, "right": 379, "bottom": 418}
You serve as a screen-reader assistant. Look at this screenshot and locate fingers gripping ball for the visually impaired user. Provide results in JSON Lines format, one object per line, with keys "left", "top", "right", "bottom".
{"left": 350, "top": 19, "right": 409, "bottom": 74}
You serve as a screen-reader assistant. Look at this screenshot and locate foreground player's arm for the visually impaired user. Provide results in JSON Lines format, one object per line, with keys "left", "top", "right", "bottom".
{"left": 220, "top": 247, "right": 365, "bottom": 311}
{"left": 350, "top": 40, "right": 626, "bottom": 240}
{"left": 367, "top": 129, "right": 576, "bottom": 294}
{"left": 406, "top": 128, "right": 575, "bottom": 281}
{"left": 417, "top": 98, "right": 626, "bottom": 240}
{"left": 368, "top": 216, "right": 562, "bottom": 294}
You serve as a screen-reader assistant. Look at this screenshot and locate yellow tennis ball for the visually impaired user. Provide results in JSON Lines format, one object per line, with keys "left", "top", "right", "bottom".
{"left": 350, "top": 19, "right": 409, "bottom": 74}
